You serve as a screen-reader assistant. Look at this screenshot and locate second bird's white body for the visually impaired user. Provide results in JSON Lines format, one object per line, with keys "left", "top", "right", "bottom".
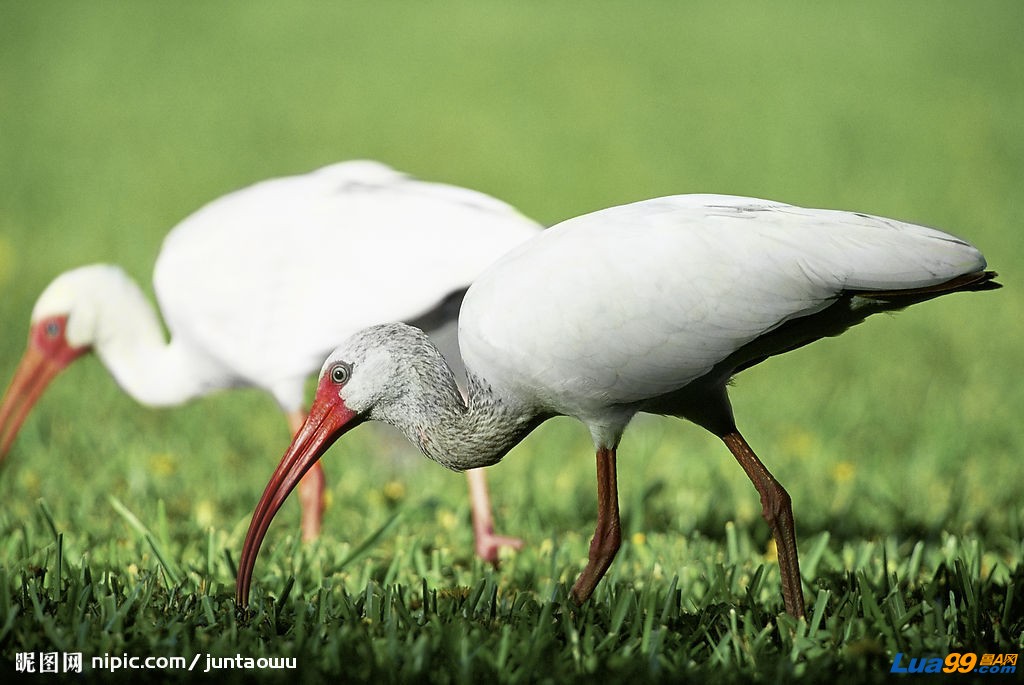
{"left": 40, "top": 161, "right": 541, "bottom": 411}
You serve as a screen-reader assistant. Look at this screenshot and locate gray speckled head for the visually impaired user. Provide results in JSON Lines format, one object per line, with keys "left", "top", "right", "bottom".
{"left": 319, "top": 323, "right": 459, "bottom": 417}
{"left": 317, "top": 322, "right": 540, "bottom": 470}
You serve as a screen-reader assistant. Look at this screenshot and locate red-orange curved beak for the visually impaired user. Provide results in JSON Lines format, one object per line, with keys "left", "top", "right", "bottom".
{"left": 236, "top": 380, "right": 362, "bottom": 606}
{"left": 1, "top": 317, "right": 87, "bottom": 461}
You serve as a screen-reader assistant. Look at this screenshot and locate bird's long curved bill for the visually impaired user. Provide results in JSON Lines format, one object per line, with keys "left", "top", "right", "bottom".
{"left": 236, "top": 391, "right": 360, "bottom": 606}
{"left": 0, "top": 346, "right": 63, "bottom": 461}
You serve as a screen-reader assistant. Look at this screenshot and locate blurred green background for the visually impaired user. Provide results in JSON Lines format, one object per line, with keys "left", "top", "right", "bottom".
{"left": 0, "top": 0, "right": 1021, "bottom": 571}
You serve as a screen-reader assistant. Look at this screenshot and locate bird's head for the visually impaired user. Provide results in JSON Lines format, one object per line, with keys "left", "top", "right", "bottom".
{"left": 236, "top": 323, "right": 451, "bottom": 606}
{"left": 0, "top": 266, "right": 123, "bottom": 460}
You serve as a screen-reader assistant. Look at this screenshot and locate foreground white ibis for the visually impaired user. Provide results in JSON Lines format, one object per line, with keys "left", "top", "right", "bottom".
{"left": 236, "top": 194, "right": 999, "bottom": 617}
{"left": 0, "top": 160, "right": 541, "bottom": 555}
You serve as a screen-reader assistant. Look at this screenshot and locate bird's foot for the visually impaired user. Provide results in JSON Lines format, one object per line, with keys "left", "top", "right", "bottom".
{"left": 474, "top": 530, "right": 524, "bottom": 567}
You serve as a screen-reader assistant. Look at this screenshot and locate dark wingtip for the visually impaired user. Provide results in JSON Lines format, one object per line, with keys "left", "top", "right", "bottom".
{"left": 855, "top": 270, "right": 1002, "bottom": 302}
{"left": 928, "top": 269, "right": 1002, "bottom": 293}
{"left": 970, "top": 270, "right": 1002, "bottom": 291}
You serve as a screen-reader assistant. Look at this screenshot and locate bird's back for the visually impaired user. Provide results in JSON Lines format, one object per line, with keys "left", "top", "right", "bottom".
{"left": 153, "top": 161, "right": 541, "bottom": 409}
{"left": 459, "top": 195, "right": 992, "bottom": 423}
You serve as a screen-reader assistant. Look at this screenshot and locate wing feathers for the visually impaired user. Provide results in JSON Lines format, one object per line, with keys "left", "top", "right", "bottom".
{"left": 461, "top": 195, "right": 996, "bottom": 416}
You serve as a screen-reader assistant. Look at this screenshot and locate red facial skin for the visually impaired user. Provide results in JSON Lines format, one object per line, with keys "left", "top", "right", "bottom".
{"left": 236, "top": 375, "right": 362, "bottom": 606}
{"left": 0, "top": 316, "right": 90, "bottom": 460}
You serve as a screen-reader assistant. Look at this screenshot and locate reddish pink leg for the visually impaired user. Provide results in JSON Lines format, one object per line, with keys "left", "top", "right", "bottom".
{"left": 570, "top": 446, "right": 622, "bottom": 603}
{"left": 720, "top": 430, "right": 806, "bottom": 619}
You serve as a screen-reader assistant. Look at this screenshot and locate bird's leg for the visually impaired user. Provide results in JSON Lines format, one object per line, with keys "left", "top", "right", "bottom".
{"left": 298, "top": 464, "right": 325, "bottom": 541}
{"left": 570, "top": 446, "right": 622, "bottom": 604}
{"left": 465, "top": 467, "right": 524, "bottom": 565}
{"left": 720, "top": 430, "right": 806, "bottom": 619}
{"left": 287, "top": 409, "right": 325, "bottom": 542}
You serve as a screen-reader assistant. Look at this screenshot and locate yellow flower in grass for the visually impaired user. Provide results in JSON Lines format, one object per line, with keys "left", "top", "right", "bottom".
{"left": 20, "top": 470, "right": 41, "bottom": 497}
{"left": 780, "top": 427, "right": 819, "bottom": 460}
{"left": 438, "top": 509, "right": 458, "bottom": 531}
{"left": 831, "top": 460, "right": 855, "bottom": 483}
{"left": 194, "top": 500, "right": 215, "bottom": 528}
{"left": 382, "top": 480, "right": 406, "bottom": 502}
{"left": 149, "top": 453, "right": 176, "bottom": 477}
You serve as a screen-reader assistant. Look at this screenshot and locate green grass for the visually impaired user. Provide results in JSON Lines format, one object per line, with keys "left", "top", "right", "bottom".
{"left": 1, "top": 1, "right": 1022, "bottom": 682}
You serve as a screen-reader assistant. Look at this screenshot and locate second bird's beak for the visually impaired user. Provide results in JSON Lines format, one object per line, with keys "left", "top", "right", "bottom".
{"left": 236, "top": 379, "right": 362, "bottom": 606}
{"left": 1, "top": 320, "right": 87, "bottom": 461}
{"left": 0, "top": 346, "right": 62, "bottom": 459}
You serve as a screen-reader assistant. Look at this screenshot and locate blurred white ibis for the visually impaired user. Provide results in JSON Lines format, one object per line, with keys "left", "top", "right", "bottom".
{"left": 236, "top": 194, "right": 999, "bottom": 617}
{"left": 0, "top": 160, "right": 541, "bottom": 555}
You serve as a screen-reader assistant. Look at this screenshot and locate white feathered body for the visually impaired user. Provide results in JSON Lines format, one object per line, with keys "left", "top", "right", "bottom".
{"left": 459, "top": 195, "right": 987, "bottom": 444}
{"left": 149, "top": 161, "right": 541, "bottom": 409}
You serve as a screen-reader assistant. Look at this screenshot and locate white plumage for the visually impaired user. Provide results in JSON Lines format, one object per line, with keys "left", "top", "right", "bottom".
{"left": 460, "top": 195, "right": 987, "bottom": 439}
{"left": 152, "top": 161, "right": 539, "bottom": 409}
{"left": 237, "top": 193, "right": 997, "bottom": 616}
{"left": 1, "top": 160, "right": 541, "bottom": 550}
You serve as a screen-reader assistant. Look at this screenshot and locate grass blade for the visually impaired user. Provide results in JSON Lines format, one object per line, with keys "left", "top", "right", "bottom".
{"left": 108, "top": 495, "right": 181, "bottom": 585}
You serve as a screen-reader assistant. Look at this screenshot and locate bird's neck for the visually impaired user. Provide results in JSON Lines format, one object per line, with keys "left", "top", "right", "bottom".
{"left": 378, "top": 361, "right": 542, "bottom": 471}
{"left": 91, "top": 279, "right": 215, "bottom": 407}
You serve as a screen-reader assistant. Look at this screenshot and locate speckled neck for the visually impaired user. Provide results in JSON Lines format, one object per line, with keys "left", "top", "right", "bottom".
{"left": 373, "top": 347, "right": 543, "bottom": 471}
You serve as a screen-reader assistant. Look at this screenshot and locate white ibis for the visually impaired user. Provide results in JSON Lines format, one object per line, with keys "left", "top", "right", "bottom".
{"left": 0, "top": 160, "right": 541, "bottom": 556}
{"left": 236, "top": 193, "right": 999, "bottom": 617}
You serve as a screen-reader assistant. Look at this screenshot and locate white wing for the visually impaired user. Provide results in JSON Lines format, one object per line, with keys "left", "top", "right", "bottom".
{"left": 460, "top": 195, "right": 986, "bottom": 417}
{"left": 153, "top": 161, "right": 541, "bottom": 409}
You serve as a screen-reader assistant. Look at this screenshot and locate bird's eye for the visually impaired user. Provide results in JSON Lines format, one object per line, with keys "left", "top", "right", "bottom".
{"left": 330, "top": 363, "right": 351, "bottom": 385}
{"left": 44, "top": 321, "right": 61, "bottom": 338}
